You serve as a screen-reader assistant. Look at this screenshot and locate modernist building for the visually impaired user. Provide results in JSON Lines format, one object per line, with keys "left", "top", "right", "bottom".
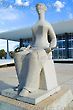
{"left": 52, "top": 33, "right": 73, "bottom": 59}
{"left": 0, "top": 19, "right": 73, "bottom": 60}
{"left": 52, "top": 20, "right": 73, "bottom": 59}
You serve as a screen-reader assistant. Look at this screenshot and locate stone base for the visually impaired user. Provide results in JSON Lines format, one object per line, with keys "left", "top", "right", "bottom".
{"left": 0, "top": 86, "right": 73, "bottom": 110}
{"left": 1, "top": 87, "right": 60, "bottom": 104}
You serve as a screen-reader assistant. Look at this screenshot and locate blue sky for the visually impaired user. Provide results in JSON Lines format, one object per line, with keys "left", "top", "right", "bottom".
{"left": 0, "top": 0, "right": 73, "bottom": 51}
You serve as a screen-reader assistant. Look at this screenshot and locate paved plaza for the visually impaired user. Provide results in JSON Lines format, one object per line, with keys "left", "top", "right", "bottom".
{"left": 0, "top": 63, "right": 73, "bottom": 109}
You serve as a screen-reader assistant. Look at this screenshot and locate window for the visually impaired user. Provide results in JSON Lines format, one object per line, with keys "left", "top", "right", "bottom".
{"left": 52, "top": 33, "right": 73, "bottom": 59}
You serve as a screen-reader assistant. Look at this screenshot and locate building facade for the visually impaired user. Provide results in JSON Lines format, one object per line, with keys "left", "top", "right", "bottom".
{"left": 52, "top": 33, "right": 73, "bottom": 59}
{"left": 23, "top": 32, "right": 73, "bottom": 60}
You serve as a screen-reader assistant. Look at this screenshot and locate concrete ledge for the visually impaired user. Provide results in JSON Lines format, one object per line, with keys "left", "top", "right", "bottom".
{"left": 0, "top": 59, "right": 14, "bottom": 66}
{"left": 1, "top": 87, "right": 60, "bottom": 104}
{"left": 54, "top": 59, "right": 73, "bottom": 63}
{"left": 0, "top": 86, "right": 73, "bottom": 110}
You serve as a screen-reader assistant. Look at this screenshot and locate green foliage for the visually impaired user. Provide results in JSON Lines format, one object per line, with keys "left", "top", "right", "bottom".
{"left": 0, "top": 49, "right": 6, "bottom": 59}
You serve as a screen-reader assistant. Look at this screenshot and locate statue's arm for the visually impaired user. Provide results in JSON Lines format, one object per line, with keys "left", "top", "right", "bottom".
{"left": 45, "top": 24, "right": 57, "bottom": 53}
{"left": 48, "top": 24, "right": 57, "bottom": 49}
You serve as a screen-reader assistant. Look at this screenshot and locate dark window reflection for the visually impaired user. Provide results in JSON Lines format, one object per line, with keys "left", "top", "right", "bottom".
{"left": 52, "top": 33, "right": 73, "bottom": 59}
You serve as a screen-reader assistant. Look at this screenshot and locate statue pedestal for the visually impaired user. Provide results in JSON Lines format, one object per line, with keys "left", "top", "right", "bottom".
{"left": 1, "top": 86, "right": 73, "bottom": 110}
{"left": 1, "top": 87, "right": 60, "bottom": 104}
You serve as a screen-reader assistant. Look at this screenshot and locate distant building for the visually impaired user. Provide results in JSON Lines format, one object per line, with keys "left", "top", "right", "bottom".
{"left": 52, "top": 20, "right": 73, "bottom": 59}
{"left": 52, "top": 33, "right": 73, "bottom": 59}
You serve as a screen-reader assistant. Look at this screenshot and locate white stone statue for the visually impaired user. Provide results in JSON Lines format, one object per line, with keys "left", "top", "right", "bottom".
{"left": 14, "top": 3, "right": 60, "bottom": 96}
{"left": 2, "top": 3, "right": 73, "bottom": 106}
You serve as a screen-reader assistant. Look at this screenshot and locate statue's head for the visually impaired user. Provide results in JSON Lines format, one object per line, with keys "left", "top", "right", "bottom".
{"left": 36, "top": 3, "right": 47, "bottom": 14}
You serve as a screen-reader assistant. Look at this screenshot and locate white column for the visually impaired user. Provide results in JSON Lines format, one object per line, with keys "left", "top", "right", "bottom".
{"left": 7, "top": 40, "right": 11, "bottom": 59}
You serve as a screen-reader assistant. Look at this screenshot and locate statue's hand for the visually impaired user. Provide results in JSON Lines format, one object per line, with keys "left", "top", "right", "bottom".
{"left": 20, "top": 47, "right": 26, "bottom": 51}
{"left": 45, "top": 48, "right": 52, "bottom": 54}
{"left": 19, "top": 45, "right": 31, "bottom": 52}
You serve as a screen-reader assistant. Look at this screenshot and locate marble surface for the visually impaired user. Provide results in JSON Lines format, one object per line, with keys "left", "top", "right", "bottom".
{"left": 0, "top": 87, "right": 73, "bottom": 110}
{"left": 1, "top": 87, "right": 60, "bottom": 104}
{"left": 0, "top": 101, "right": 23, "bottom": 110}
{"left": 14, "top": 3, "right": 59, "bottom": 98}
{"left": 0, "top": 63, "right": 73, "bottom": 109}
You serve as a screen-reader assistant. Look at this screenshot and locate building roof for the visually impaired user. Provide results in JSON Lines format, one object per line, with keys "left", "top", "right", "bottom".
{"left": 0, "top": 19, "right": 73, "bottom": 41}
{"left": 0, "top": 27, "right": 32, "bottom": 41}
{"left": 52, "top": 19, "right": 73, "bottom": 34}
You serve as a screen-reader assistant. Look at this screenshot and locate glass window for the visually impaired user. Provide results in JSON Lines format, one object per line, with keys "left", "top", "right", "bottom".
{"left": 58, "top": 49, "right": 66, "bottom": 59}
{"left": 68, "top": 40, "right": 73, "bottom": 48}
{"left": 52, "top": 50, "right": 58, "bottom": 59}
{"left": 68, "top": 48, "right": 73, "bottom": 58}
{"left": 57, "top": 40, "right": 65, "bottom": 48}
{"left": 57, "top": 34, "right": 65, "bottom": 40}
{"left": 53, "top": 33, "right": 73, "bottom": 59}
{"left": 68, "top": 33, "right": 73, "bottom": 39}
{"left": 52, "top": 48, "right": 66, "bottom": 59}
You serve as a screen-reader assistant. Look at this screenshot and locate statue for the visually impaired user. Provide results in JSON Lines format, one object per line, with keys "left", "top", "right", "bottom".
{"left": 14, "top": 3, "right": 60, "bottom": 98}
{"left": 2, "top": 3, "right": 73, "bottom": 106}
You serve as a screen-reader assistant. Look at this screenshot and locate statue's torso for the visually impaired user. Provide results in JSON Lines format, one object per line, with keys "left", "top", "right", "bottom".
{"left": 32, "top": 20, "right": 50, "bottom": 49}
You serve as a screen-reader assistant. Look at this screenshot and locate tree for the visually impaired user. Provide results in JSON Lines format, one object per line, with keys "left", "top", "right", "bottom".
{"left": 0, "top": 49, "right": 6, "bottom": 59}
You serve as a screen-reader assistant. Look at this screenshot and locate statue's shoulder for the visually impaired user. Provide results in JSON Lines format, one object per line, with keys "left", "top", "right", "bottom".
{"left": 32, "top": 21, "right": 53, "bottom": 31}
{"left": 32, "top": 21, "right": 39, "bottom": 31}
{"left": 45, "top": 21, "right": 52, "bottom": 28}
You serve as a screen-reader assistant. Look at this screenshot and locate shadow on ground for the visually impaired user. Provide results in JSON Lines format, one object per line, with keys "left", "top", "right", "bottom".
{"left": 0, "top": 81, "right": 13, "bottom": 93}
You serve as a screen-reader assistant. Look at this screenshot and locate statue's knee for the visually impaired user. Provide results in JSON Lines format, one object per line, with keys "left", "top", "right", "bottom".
{"left": 28, "top": 51, "right": 38, "bottom": 59}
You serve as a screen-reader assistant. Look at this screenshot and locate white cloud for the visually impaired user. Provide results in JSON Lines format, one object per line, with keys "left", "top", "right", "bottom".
{"left": 0, "top": 8, "right": 20, "bottom": 21}
{"left": 9, "top": 5, "right": 13, "bottom": 9}
{"left": 15, "top": 0, "right": 22, "bottom": 5}
{"left": 0, "top": 0, "right": 3, "bottom": 2}
{"left": 54, "top": 1, "right": 65, "bottom": 12}
{"left": 15, "top": 0, "right": 30, "bottom": 7}
{"left": 23, "top": 1, "right": 30, "bottom": 6}
{"left": 0, "top": 0, "right": 30, "bottom": 8}
{"left": 68, "top": 12, "right": 73, "bottom": 19}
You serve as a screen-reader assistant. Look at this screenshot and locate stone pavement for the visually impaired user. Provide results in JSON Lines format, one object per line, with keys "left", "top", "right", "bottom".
{"left": 55, "top": 63, "right": 73, "bottom": 110}
{"left": 0, "top": 63, "right": 73, "bottom": 109}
